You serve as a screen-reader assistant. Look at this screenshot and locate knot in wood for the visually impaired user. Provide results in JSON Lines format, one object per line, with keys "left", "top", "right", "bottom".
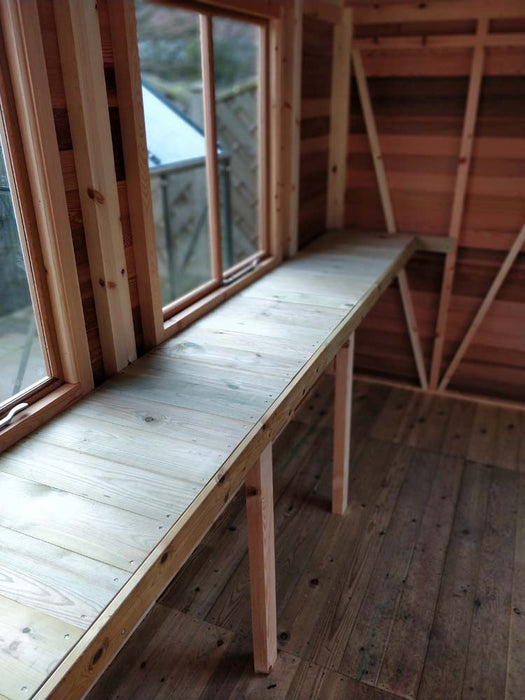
{"left": 87, "top": 187, "right": 105, "bottom": 204}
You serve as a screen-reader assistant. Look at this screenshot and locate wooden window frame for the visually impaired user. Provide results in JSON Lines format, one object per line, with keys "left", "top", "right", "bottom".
{"left": 108, "top": 0, "right": 284, "bottom": 346}
{"left": 0, "top": 0, "right": 93, "bottom": 452}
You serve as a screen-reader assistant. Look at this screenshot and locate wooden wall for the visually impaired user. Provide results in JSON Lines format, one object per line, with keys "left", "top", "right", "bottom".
{"left": 38, "top": 0, "right": 525, "bottom": 403}
{"left": 344, "top": 20, "right": 525, "bottom": 401}
{"left": 298, "top": 14, "right": 334, "bottom": 247}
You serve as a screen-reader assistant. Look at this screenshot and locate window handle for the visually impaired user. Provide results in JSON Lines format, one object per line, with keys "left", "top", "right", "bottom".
{"left": 0, "top": 403, "right": 29, "bottom": 431}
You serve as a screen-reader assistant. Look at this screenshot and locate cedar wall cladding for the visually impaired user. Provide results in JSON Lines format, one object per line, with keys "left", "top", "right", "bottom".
{"left": 299, "top": 14, "right": 334, "bottom": 247}
{"left": 38, "top": 0, "right": 143, "bottom": 385}
{"left": 345, "top": 23, "right": 525, "bottom": 402}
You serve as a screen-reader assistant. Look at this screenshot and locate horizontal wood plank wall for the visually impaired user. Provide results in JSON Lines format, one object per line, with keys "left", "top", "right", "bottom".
{"left": 37, "top": 0, "right": 143, "bottom": 383}
{"left": 343, "top": 19, "right": 525, "bottom": 402}
{"left": 298, "top": 14, "right": 334, "bottom": 247}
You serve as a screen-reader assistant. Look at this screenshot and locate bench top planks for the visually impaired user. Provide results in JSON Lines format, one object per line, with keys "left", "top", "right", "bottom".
{"left": 0, "top": 231, "right": 417, "bottom": 700}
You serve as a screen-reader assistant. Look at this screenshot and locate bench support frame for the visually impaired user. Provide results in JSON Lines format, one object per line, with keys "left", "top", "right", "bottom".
{"left": 246, "top": 443, "right": 277, "bottom": 673}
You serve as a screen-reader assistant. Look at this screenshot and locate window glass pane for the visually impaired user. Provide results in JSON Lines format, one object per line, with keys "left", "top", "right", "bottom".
{"left": 135, "top": 1, "right": 212, "bottom": 306}
{"left": 0, "top": 144, "right": 47, "bottom": 406}
{"left": 212, "top": 17, "right": 261, "bottom": 271}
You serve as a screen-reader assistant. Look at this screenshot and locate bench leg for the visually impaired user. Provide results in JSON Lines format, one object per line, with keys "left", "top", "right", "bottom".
{"left": 246, "top": 443, "right": 277, "bottom": 673}
{"left": 332, "top": 333, "right": 355, "bottom": 515}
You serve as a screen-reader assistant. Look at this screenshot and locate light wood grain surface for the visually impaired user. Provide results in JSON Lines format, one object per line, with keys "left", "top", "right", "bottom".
{"left": 0, "top": 231, "right": 416, "bottom": 699}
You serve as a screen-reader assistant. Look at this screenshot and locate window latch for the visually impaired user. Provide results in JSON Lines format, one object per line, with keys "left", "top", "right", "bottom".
{"left": 0, "top": 403, "right": 29, "bottom": 431}
{"left": 223, "top": 259, "right": 258, "bottom": 287}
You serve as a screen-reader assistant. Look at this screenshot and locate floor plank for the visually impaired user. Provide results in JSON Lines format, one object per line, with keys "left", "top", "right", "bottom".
{"left": 340, "top": 449, "right": 439, "bottom": 684}
{"left": 286, "top": 656, "right": 406, "bottom": 700}
{"left": 506, "top": 473, "right": 525, "bottom": 700}
{"left": 376, "top": 454, "right": 464, "bottom": 699}
{"left": 276, "top": 440, "right": 413, "bottom": 668}
{"left": 86, "top": 606, "right": 233, "bottom": 700}
{"left": 461, "top": 467, "right": 518, "bottom": 700}
{"left": 370, "top": 387, "right": 419, "bottom": 444}
{"left": 417, "top": 461, "right": 491, "bottom": 700}
{"left": 494, "top": 408, "right": 522, "bottom": 472}
{"left": 467, "top": 404, "right": 499, "bottom": 466}
{"left": 412, "top": 394, "right": 455, "bottom": 452}
{"left": 440, "top": 399, "right": 476, "bottom": 459}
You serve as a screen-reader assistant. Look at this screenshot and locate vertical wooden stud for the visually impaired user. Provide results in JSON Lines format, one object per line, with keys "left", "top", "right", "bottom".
{"left": 54, "top": 0, "right": 137, "bottom": 375}
{"left": 326, "top": 7, "right": 353, "bottom": 230}
{"left": 258, "top": 23, "right": 270, "bottom": 257}
{"left": 107, "top": 0, "right": 165, "bottom": 349}
{"left": 269, "top": 15, "right": 284, "bottom": 262}
{"left": 281, "top": 0, "right": 303, "bottom": 257}
{"left": 333, "top": 333, "right": 355, "bottom": 515}
{"left": 246, "top": 443, "right": 277, "bottom": 673}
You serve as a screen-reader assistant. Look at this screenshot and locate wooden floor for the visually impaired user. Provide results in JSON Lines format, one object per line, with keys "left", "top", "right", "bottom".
{"left": 88, "top": 376, "right": 525, "bottom": 700}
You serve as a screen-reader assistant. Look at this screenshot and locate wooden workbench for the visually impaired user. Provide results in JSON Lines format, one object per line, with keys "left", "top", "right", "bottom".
{"left": 0, "top": 231, "right": 418, "bottom": 699}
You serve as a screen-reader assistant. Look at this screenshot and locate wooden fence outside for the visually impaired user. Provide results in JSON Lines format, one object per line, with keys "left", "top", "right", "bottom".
{"left": 152, "top": 82, "right": 259, "bottom": 302}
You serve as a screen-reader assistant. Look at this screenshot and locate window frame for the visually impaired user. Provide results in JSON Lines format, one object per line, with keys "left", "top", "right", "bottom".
{"left": 108, "top": 0, "right": 284, "bottom": 345}
{"left": 0, "top": 0, "right": 93, "bottom": 451}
